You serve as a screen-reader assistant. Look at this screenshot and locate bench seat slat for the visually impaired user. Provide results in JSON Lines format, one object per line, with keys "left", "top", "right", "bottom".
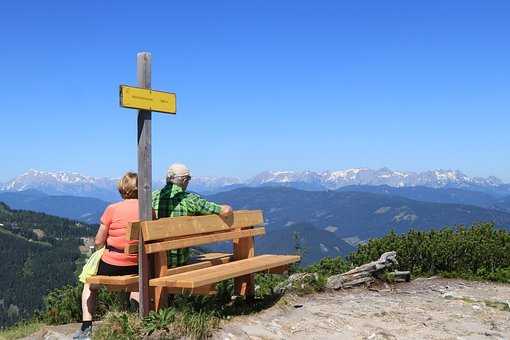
{"left": 150, "top": 255, "right": 300, "bottom": 288}
{"left": 141, "top": 227, "right": 265, "bottom": 254}
{"left": 87, "top": 275, "right": 138, "bottom": 286}
{"left": 85, "top": 253, "right": 232, "bottom": 287}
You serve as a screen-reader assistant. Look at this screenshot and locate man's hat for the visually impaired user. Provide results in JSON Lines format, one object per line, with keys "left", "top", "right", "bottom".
{"left": 167, "top": 163, "right": 191, "bottom": 178}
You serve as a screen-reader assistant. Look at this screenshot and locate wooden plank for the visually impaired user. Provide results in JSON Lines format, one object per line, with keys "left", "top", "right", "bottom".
{"left": 143, "top": 227, "right": 265, "bottom": 254}
{"left": 152, "top": 255, "right": 300, "bottom": 288}
{"left": 165, "top": 285, "right": 216, "bottom": 295}
{"left": 234, "top": 234, "right": 255, "bottom": 296}
{"left": 86, "top": 275, "right": 138, "bottom": 286}
{"left": 86, "top": 253, "right": 231, "bottom": 291}
{"left": 149, "top": 255, "right": 231, "bottom": 287}
{"left": 125, "top": 241, "right": 138, "bottom": 254}
{"left": 126, "top": 222, "right": 139, "bottom": 241}
{"left": 192, "top": 253, "right": 232, "bottom": 262}
{"left": 136, "top": 210, "right": 263, "bottom": 241}
{"left": 153, "top": 252, "right": 168, "bottom": 310}
{"left": 100, "top": 283, "right": 139, "bottom": 292}
{"left": 137, "top": 51, "right": 152, "bottom": 317}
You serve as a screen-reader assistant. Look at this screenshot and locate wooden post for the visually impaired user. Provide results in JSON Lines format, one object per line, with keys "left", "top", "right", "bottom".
{"left": 233, "top": 234, "right": 255, "bottom": 297}
{"left": 137, "top": 52, "right": 152, "bottom": 317}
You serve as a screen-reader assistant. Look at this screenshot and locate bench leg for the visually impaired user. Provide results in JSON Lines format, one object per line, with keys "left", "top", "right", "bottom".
{"left": 233, "top": 235, "right": 255, "bottom": 297}
{"left": 152, "top": 252, "right": 169, "bottom": 311}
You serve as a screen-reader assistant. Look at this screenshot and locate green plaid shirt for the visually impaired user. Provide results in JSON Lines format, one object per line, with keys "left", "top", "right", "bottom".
{"left": 152, "top": 183, "right": 222, "bottom": 267}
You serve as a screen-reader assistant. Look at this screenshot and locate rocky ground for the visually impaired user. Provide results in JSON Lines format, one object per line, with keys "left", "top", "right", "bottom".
{"left": 23, "top": 278, "right": 510, "bottom": 340}
{"left": 213, "top": 277, "right": 510, "bottom": 340}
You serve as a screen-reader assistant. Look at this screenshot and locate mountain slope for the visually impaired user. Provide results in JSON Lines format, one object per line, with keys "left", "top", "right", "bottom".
{"left": 203, "top": 223, "right": 355, "bottom": 266}
{"left": 494, "top": 195, "right": 510, "bottom": 213}
{"left": 256, "top": 223, "right": 355, "bottom": 266}
{"left": 0, "top": 203, "right": 94, "bottom": 328}
{"left": 207, "top": 187, "right": 510, "bottom": 240}
{"left": 336, "top": 185, "right": 500, "bottom": 208}
{"left": 0, "top": 190, "right": 108, "bottom": 224}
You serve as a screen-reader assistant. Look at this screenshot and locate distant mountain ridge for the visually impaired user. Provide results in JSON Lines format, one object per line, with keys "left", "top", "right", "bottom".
{"left": 0, "top": 190, "right": 109, "bottom": 224}
{"left": 1, "top": 170, "right": 119, "bottom": 201}
{"left": 335, "top": 185, "right": 510, "bottom": 212}
{"left": 1, "top": 168, "right": 508, "bottom": 198}
{"left": 206, "top": 187, "right": 510, "bottom": 241}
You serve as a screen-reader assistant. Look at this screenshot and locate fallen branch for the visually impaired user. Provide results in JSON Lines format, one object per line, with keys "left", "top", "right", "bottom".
{"left": 326, "top": 251, "right": 409, "bottom": 290}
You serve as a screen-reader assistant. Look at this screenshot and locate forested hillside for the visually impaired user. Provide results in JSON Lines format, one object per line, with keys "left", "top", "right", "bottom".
{"left": 0, "top": 203, "right": 94, "bottom": 328}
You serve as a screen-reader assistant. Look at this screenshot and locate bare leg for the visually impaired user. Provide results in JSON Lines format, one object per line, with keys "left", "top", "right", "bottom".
{"left": 129, "top": 291, "right": 139, "bottom": 303}
{"left": 81, "top": 283, "right": 97, "bottom": 321}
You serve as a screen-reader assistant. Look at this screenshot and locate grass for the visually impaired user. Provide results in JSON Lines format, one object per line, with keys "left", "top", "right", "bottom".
{"left": 0, "top": 321, "right": 44, "bottom": 340}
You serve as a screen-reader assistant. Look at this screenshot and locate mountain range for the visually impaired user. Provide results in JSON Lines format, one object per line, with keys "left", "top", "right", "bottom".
{"left": 206, "top": 187, "right": 510, "bottom": 242}
{"left": 0, "top": 190, "right": 108, "bottom": 224}
{"left": 2, "top": 168, "right": 509, "bottom": 200}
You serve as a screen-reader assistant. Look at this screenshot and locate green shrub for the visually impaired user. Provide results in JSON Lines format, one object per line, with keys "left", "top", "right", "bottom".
{"left": 143, "top": 308, "right": 176, "bottom": 335}
{"left": 255, "top": 273, "right": 286, "bottom": 297}
{"left": 41, "top": 284, "right": 81, "bottom": 325}
{"left": 349, "top": 223, "right": 510, "bottom": 282}
{"left": 175, "top": 309, "right": 220, "bottom": 340}
{"left": 303, "top": 256, "right": 352, "bottom": 277}
{"left": 93, "top": 311, "right": 141, "bottom": 340}
{"left": 40, "top": 284, "right": 126, "bottom": 325}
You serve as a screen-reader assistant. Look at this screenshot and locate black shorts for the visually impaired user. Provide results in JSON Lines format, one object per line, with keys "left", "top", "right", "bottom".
{"left": 97, "top": 259, "right": 138, "bottom": 276}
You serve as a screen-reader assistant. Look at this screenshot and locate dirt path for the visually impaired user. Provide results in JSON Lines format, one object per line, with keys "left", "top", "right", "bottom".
{"left": 213, "top": 278, "right": 510, "bottom": 340}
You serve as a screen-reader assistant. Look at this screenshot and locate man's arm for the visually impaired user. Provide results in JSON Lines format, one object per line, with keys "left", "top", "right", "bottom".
{"left": 190, "top": 193, "right": 233, "bottom": 216}
{"left": 219, "top": 204, "right": 233, "bottom": 217}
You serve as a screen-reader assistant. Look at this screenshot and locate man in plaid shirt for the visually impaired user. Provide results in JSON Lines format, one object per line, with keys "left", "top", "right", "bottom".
{"left": 152, "top": 163, "right": 233, "bottom": 267}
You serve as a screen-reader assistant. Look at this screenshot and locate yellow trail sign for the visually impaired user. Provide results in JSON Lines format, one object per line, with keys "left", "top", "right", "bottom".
{"left": 120, "top": 85, "right": 176, "bottom": 114}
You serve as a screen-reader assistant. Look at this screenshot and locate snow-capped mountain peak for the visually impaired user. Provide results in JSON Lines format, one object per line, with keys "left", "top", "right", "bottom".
{"left": 0, "top": 167, "right": 505, "bottom": 199}
{"left": 1, "top": 170, "right": 119, "bottom": 201}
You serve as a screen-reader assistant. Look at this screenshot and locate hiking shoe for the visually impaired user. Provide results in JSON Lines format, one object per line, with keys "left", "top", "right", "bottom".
{"left": 72, "top": 326, "right": 92, "bottom": 340}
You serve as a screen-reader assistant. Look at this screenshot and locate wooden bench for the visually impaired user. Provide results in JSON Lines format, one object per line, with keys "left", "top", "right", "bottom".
{"left": 87, "top": 210, "right": 300, "bottom": 311}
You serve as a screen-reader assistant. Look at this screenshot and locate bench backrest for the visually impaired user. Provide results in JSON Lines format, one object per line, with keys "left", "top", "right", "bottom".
{"left": 125, "top": 210, "right": 264, "bottom": 255}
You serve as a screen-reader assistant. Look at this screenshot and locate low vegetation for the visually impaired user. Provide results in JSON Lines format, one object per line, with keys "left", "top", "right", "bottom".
{"left": 2, "top": 222, "right": 509, "bottom": 339}
{"left": 349, "top": 223, "right": 510, "bottom": 282}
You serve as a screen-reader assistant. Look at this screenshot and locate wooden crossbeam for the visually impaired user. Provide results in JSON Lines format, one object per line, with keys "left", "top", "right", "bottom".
{"left": 193, "top": 252, "right": 232, "bottom": 262}
{"left": 125, "top": 227, "right": 264, "bottom": 255}
{"left": 150, "top": 255, "right": 300, "bottom": 288}
{"left": 146, "top": 227, "right": 264, "bottom": 254}
{"left": 165, "top": 285, "right": 217, "bottom": 295}
{"left": 164, "top": 255, "right": 231, "bottom": 276}
{"left": 128, "top": 210, "right": 263, "bottom": 242}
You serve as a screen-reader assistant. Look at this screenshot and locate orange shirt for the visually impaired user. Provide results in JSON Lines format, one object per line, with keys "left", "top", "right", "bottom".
{"left": 100, "top": 199, "right": 139, "bottom": 267}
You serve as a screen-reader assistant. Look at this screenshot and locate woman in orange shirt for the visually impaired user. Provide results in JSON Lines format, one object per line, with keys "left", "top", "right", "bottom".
{"left": 75, "top": 172, "right": 139, "bottom": 340}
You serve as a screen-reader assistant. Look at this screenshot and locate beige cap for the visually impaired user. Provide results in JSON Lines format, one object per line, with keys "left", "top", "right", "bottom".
{"left": 167, "top": 163, "right": 191, "bottom": 178}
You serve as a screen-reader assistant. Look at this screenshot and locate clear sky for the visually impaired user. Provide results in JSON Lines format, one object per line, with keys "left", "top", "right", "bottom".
{"left": 1, "top": 1, "right": 509, "bottom": 182}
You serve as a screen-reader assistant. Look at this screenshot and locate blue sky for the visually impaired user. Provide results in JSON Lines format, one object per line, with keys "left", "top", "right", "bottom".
{"left": 1, "top": 1, "right": 509, "bottom": 182}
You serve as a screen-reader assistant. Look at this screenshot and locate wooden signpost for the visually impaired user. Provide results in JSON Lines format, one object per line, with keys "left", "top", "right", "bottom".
{"left": 120, "top": 52, "right": 176, "bottom": 317}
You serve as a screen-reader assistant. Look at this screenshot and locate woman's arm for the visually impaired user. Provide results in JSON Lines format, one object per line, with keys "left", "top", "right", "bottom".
{"left": 95, "top": 223, "right": 109, "bottom": 248}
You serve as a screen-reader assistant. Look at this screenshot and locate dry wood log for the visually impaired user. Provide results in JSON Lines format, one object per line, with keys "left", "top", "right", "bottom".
{"left": 326, "top": 251, "right": 400, "bottom": 290}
